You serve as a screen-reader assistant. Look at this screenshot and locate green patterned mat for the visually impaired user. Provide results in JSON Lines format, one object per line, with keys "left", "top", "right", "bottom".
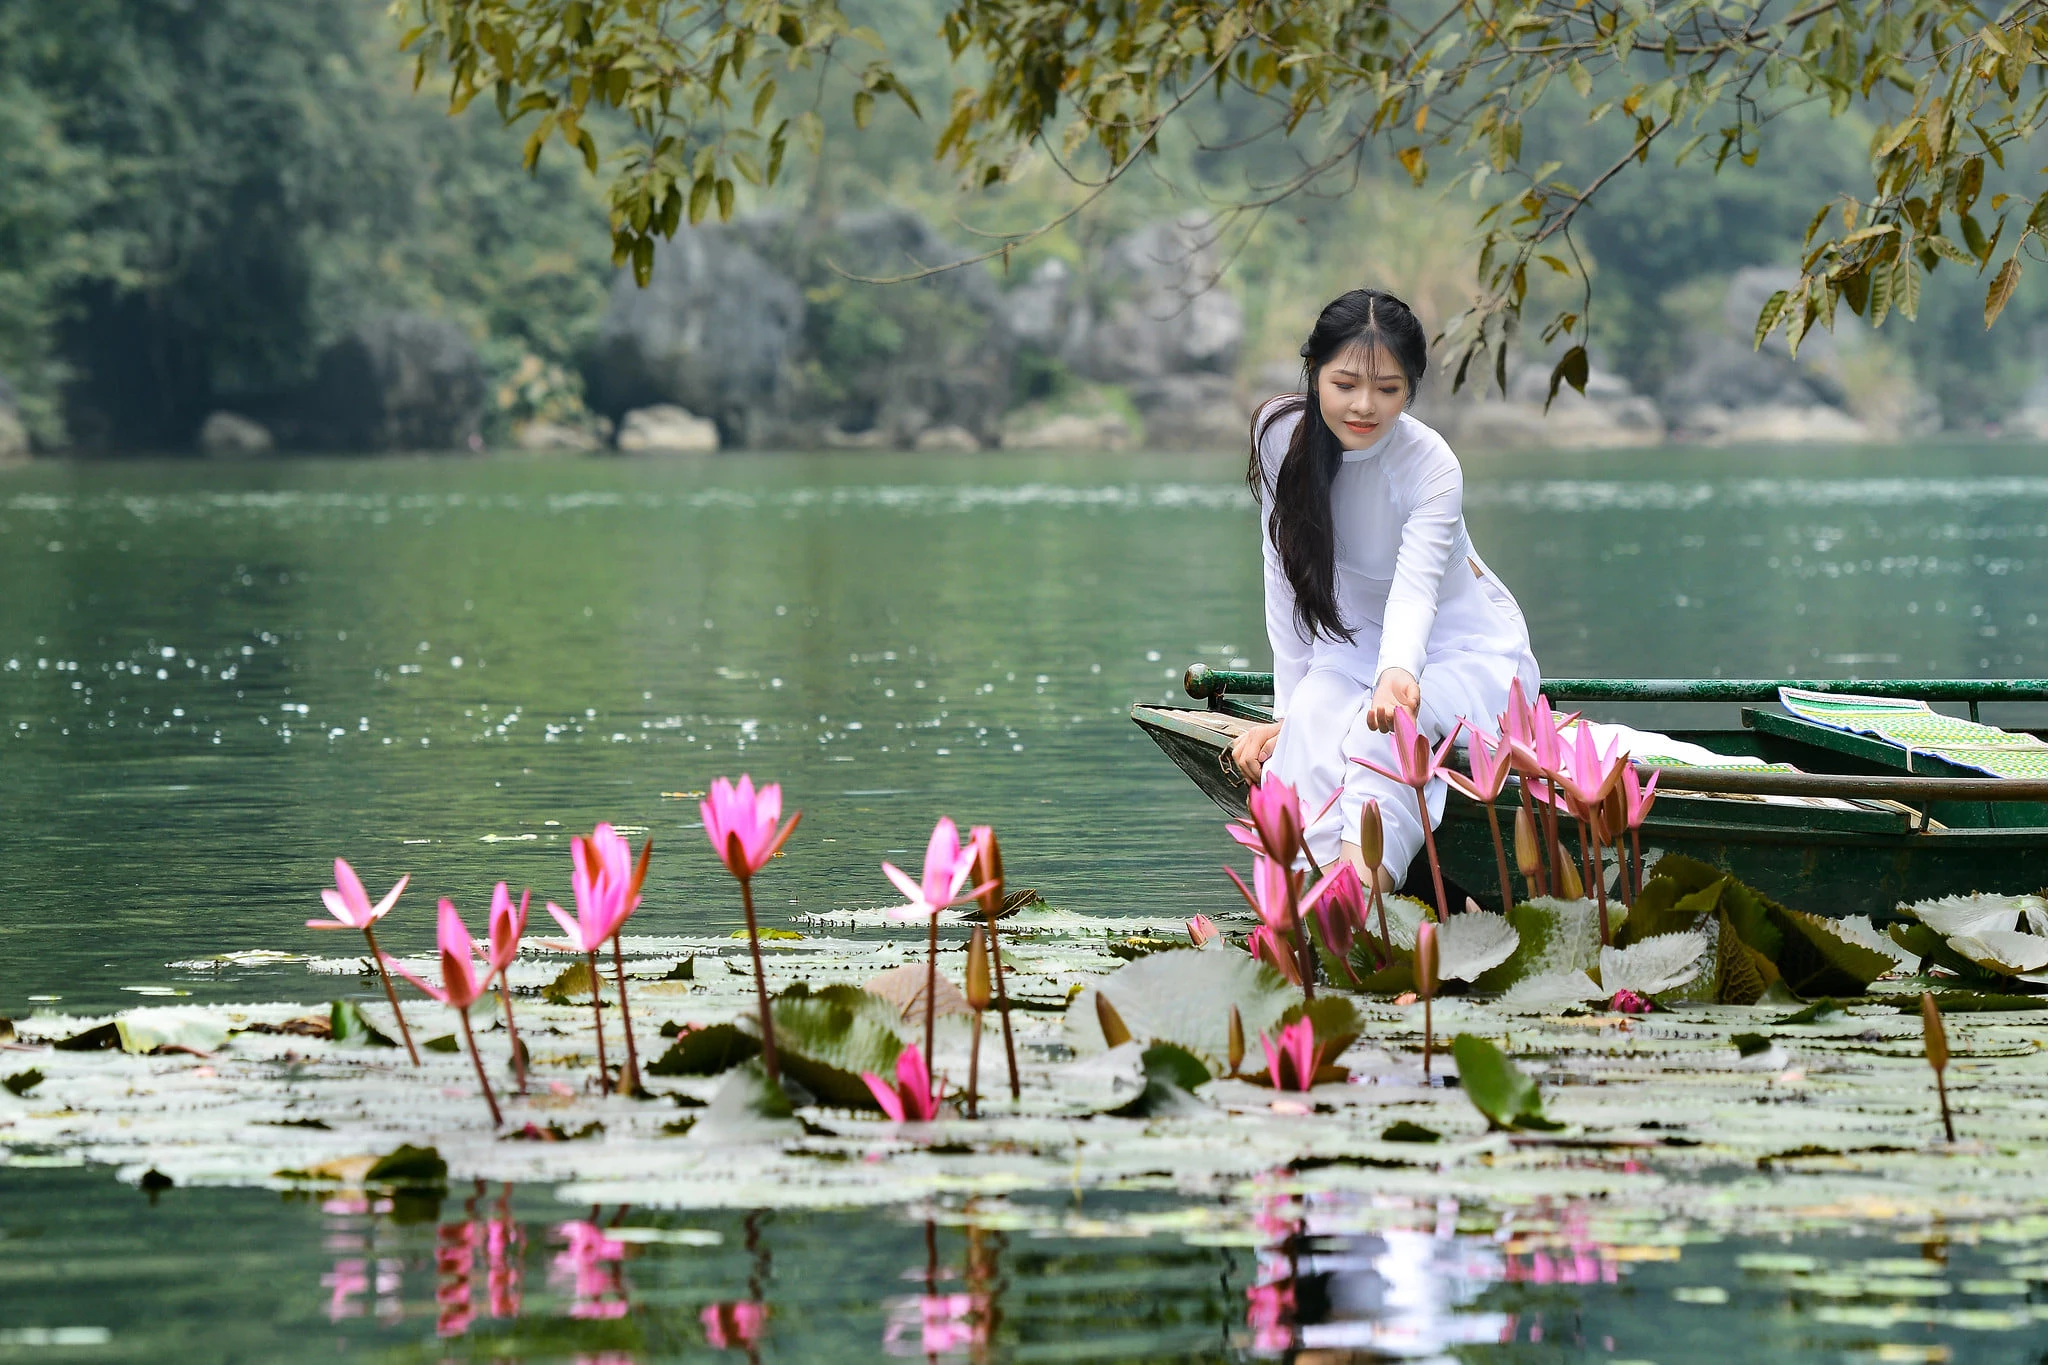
{"left": 1779, "top": 687, "right": 2048, "bottom": 778}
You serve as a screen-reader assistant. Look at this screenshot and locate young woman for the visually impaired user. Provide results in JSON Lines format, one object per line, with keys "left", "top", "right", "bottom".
{"left": 1228, "top": 289, "right": 1541, "bottom": 892}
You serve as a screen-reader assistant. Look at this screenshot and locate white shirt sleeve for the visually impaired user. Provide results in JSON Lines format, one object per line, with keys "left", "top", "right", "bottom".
{"left": 1255, "top": 404, "right": 1312, "bottom": 718}
{"left": 1375, "top": 432, "right": 1464, "bottom": 685}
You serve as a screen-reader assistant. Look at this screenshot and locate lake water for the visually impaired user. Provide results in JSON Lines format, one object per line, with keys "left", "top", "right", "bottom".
{"left": 7, "top": 443, "right": 2048, "bottom": 1359}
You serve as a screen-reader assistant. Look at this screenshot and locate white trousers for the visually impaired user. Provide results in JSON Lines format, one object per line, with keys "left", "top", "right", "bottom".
{"left": 1266, "top": 652, "right": 1532, "bottom": 884}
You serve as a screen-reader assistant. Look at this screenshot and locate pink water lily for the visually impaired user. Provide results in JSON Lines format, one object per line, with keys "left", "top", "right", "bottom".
{"left": 885, "top": 817, "right": 988, "bottom": 1073}
{"left": 1299, "top": 860, "right": 1367, "bottom": 964}
{"left": 862, "top": 1044, "right": 939, "bottom": 1123}
{"left": 385, "top": 899, "right": 503, "bottom": 1126}
{"left": 1445, "top": 723, "right": 1518, "bottom": 914}
{"left": 1259, "top": 1016, "right": 1321, "bottom": 1092}
{"left": 545, "top": 823, "right": 651, "bottom": 1095}
{"left": 1186, "top": 913, "right": 1220, "bottom": 947}
{"left": 702, "top": 775, "right": 801, "bottom": 881}
{"left": 1245, "top": 771, "right": 1305, "bottom": 863}
{"left": 702, "top": 775, "right": 800, "bottom": 1088}
{"left": 483, "top": 883, "right": 530, "bottom": 1094}
{"left": 701, "top": 1300, "right": 766, "bottom": 1349}
{"left": 1611, "top": 988, "right": 1653, "bottom": 1015}
{"left": 1555, "top": 723, "right": 1628, "bottom": 944}
{"left": 1620, "top": 763, "right": 1659, "bottom": 900}
{"left": 1352, "top": 707, "right": 1458, "bottom": 921}
{"left": 1248, "top": 923, "right": 1302, "bottom": 984}
{"left": 1225, "top": 850, "right": 1313, "bottom": 994}
{"left": 311, "top": 859, "right": 420, "bottom": 1065}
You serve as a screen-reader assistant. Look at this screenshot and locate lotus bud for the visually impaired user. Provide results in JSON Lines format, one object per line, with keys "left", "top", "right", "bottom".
{"left": 1465, "top": 897, "right": 1483, "bottom": 916}
{"left": 1555, "top": 849, "right": 1584, "bottom": 901}
{"left": 1921, "top": 990, "right": 1955, "bottom": 1142}
{"left": 1228, "top": 1004, "right": 1245, "bottom": 1076}
{"left": 1186, "top": 914, "right": 1220, "bottom": 947}
{"left": 1602, "top": 785, "right": 1627, "bottom": 845}
{"left": 973, "top": 829, "right": 1005, "bottom": 919}
{"left": 1096, "top": 992, "right": 1132, "bottom": 1048}
{"left": 1359, "top": 800, "right": 1384, "bottom": 870}
{"left": 1514, "top": 805, "right": 1540, "bottom": 878}
{"left": 966, "top": 926, "right": 991, "bottom": 1012}
{"left": 1415, "top": 921, "right": 1439, "bottom": 999}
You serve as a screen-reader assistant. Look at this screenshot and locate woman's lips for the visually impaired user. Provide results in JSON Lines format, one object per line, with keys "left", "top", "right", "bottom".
{"left": 1345, "top": 421, "right": 1376, "bottom": 433}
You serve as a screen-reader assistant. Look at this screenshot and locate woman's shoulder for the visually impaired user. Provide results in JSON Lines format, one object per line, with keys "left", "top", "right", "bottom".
{"left": 1384, "top": 412, "right": 1465, "bottom": 498}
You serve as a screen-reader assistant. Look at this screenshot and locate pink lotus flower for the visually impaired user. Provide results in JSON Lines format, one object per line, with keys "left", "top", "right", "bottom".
{"left": 1444, "top": 723, "right": 1513, "bottom": 804}
{"left": 1186, "top": 913, "right": 1220, "bottom": 947}
{"left": 1223, "top": 852, "right": 1296, "bottom": 932}
{"left": 543, "top": 824, "right": 640, "bottom": 953}
{"left": 1557, "top": 721, "right": 1627, "bottom": 811}
{"left": 482, "top": 882, "right": 528, "bottom": 979}
{"left": 1353, "top": 706, "right": 1456, "bottom": 792}
{"left": 1245, "top": 771, "right": 1305, "bottom": 862}
{"left": 384, "top": 899, "right": 503, "bottom": 1125}
{"left": 387, "top": 899, "right": 492, "bottom": 1010}
{"left": 1611, "top": 988, "right": 1652, "bottom": 1014}
{"left": 881, "top": 817, "right": 982, "bottom": 920}
{"left": 702, "top": 1300, "right": 766, "bottom": 1349}
{"left": 311, "top": 859, "right": 408, "bottom": 931}
{"left": 862, "top": 1044, "right": 939, "bottom": 1122}
{"left": 1622, "top": 764, "right": 1659, "bottom": 828}
{"left": 1248, "top": 923, "right": 1302, "bottom": 984}
{"left": 701, "top": 775, "right": 800, "bottom": 881}
{"left": 1259, "top": 1016, "right": 1321, "bottom": 1092}
{"left": 1299, "top": 861, "right": 1367, "bottom": 962}
{"left": 310, "top": 858, "right": 421, "bottom": 1065}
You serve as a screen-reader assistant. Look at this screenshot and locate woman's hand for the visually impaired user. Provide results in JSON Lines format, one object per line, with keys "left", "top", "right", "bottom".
{"left": 1365, "top": 667, "right": 1420, "bottom": 733}
{"left": 1230, "top": 720, "right": 1283, "bottom": 782}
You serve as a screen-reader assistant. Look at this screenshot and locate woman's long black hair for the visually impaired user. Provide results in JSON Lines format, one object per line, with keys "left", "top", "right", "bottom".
{"left": 1248, "top": 288, "right": 1429, "bottom": 643}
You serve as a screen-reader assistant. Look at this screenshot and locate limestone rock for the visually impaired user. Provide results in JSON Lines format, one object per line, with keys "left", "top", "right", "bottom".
{"left": 512, "top": 420, "right": 602, "bottom": 452}
{"left": 585, "top": 224, "right": 802, "bottom": 448}
{"left": 617, "top": 405, "right": 719, "bottom": 452}
{"left": 1677, "top": 402, "right": 1869, "bottom": 445}
{"left": 912, "top": 424, "right": 981, "bottom": 453}
{"left": 1661, "top": 266, "right": 1860, "bottom": 442}
{"left": 0, "top": 378, "right": 26, "bottom": 464}
{"left": 1431, "top": 355, "right": 1665, "bottom": 450}
{"left": 197, "top": 411, "right": 274, "bottom": 457}
{"left": 1126, "top": 373, "right": 1250, "bottom": 451}
{"left": 310, "top": 314, "right": 486, "bottom": 452}
{"left": 1001, "top": 408, "right": 1134, "bottom": 451}
{"left": 1066, "top": 217, "right": 1243, "bottom": 383}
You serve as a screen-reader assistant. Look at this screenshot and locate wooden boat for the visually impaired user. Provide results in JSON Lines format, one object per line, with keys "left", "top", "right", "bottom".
{"left": 1133, "top": 666, "right": 2048, "bottom": 918}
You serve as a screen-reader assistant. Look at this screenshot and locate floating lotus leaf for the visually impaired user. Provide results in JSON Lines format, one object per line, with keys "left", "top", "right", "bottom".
{"left": 748, "top": 984, "right": 904, "bottom": 1109}
{"left": 1946, "top": 929, "right": 2048, "bottom": 976}
{"left": 861, "top": 964, "right": 973, "bottom": 1022}
{"left": 646, "top": 1023, "right": 760, "bottom": 1077}
{"left": 115, "top": 1009, "right": 231, "bottom": 1055}
{"left": 329, "top": 1000, "right": 397, "bottom": 1049}
{"left": 364, "top": 1144, "right": 447, "bottom": 1188}
{"left": 1434, "top": 914, "right": 1521, "bottom": 983}
{"left": 1901, "top": 893, "right": 2048, "bottom": 938}
{"left": 1772, "top": 909, "right": 1897, "bottom": 998}
{"left": 690, "top": 1061, "right": 800, "bottom": 1142}
{"left": 1109, "top": 1043, "right": 1213, "bottom": 1118}
{"left": 542, "top": 961, "right": 601, "bottom": 1005}
{"left": 1451, "top": 1033, "right": 1564, "bottom": 1132}
{"left": 1063, "top": 949, "right": 1296, "bottom": 1071}
{"left": 1496, "top": 970, "right": 1605, "bottom": 1008}
{"left": 1598, "top": 931, "right": 1711, "bottom": 999}
{"left": 1381, "top": 1120, "right": 1441, "bottom": 1143}
{"left": 1471, "top": 898, "right": 1612, "bottom": 994}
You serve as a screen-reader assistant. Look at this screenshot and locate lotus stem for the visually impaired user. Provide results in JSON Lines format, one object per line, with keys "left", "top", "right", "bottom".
{"left": 610, "top": 936, "right": 642, "bottom": 1097}
{"left": 361, "top": 924, "right": 421, "bottom": 1065}
{"left": 738, "top": 876, "right": 780, "bottom": 1084}
{"left": 458, "top": 1008, "right": 504, "bottom": 1128}
{"left": 1414, "top": 786, "right": 1449, "bottom": 922}
{"left": 1630, "top": 827, "right": 1644, "bottom": 900}
{"left": 924, "top": 909, "right": 939, "bottom": 1076}
{"left": 1540, "top": 787, "right": 1563, "bottom": 897}
{"left": 1423, "top": 994, "right": 1433, "bottom": 1077}
{"left": 967, "top": 1012, "right": 982, "bottom": 1120}
{"left": 1292, "top": 867, "right": 1315, "bottom": 1002}
{"left": 498, "top": 980, "right": 527, "bottom": 1095}
{"left": 1483, "top": 803, "right": 1513, "bottom": 915}
{"left": 1372, "top": 881, "right": 1389, "bottom": 959}
{"left": 983, "top": 904, "right": 1020, "bottom": 1103}
{"left": 585, "top": 950, "right": 611, "bottom": 1094}
{"left": 1590, "top": 827, "right": 1612, "bottom": 947}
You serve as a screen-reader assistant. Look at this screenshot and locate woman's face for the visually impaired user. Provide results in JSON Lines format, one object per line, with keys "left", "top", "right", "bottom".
{"left": 1316, "top": 343, "right": 1409, "bottom": 450}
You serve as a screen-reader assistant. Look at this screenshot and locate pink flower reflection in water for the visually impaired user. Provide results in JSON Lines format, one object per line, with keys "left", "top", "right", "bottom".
{"left": 882, "top": 1292, "right": 983, "bottom": 1356}
{"left": 701, "top": 1300, "right": 767, "bottom": 1350}
{"left": 435, "top": 1220, "right": 479, "bottom": 1337}
{"left": 551, "top": 1220, "right": 630, "bottom": 1320}
{"left": 487, "top": 1216, "right": 524, "bottom": 1318}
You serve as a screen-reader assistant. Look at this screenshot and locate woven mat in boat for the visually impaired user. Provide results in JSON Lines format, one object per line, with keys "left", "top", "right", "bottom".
{"left": 1778, "top": 687, "right": 2048, "bottom": 778}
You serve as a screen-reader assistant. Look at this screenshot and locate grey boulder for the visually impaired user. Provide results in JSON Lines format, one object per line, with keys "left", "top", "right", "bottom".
{"left": 310, "top": 315, "right": 486, "bottom": 452}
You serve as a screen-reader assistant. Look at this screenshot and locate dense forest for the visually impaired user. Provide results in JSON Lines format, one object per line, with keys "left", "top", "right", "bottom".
{"left": 1, "top": 0, "right": 2043, "bottom": 454}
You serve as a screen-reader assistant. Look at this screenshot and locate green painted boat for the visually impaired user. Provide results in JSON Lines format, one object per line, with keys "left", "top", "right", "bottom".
{"left": 1133, "top": 665, "right": 2048, "bottom": 919}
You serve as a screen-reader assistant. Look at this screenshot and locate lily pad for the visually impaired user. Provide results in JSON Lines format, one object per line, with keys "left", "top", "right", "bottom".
{"left": 364, "top": 1144, "right": 447, "bottom": 1188}
{"left": 1109, "top": 1043, "right": 1212, "bottom": 1118}
{"left": 1900, "top": 990, "right": 2048, "bottom": 1013}
{"left": 1381, "top": 1120, "right": 1441, "bottom": 1143}
{"left": 1471, "top": 899, "right": 1612, "bottom": 994}
{"left": 1598, "top": 931, "right": 1710, "bottom": 999}
{"left": 1064, "top": 950, "right": 1297, "bottom": 1071}
{"left": 753, "top": 984, "right": 904, "bottom": 1109}
{"left": 646, "top": 1023, "right": 761, "bottom": 1077}
{"left": 115, "top": 1010, "right": 231, "bottom": 1055}
{"left": 1902, "top": 893, "right": 2048, "bottom": 938}
{"left": 542, "top": 961, "right": 601, "bottom": 1005}
{"left": 3, "top": 1069, "right": 43, "bottom": 1097}
{"left": 1947, "top": 929, "right": 2048, "bottom": 976}
{"left": 423, "top": 1034, "right": 460, "bottom": 1054}
{"left": 1731, "top": 1033, "right": 1772, "bottom": 1057}
{"left": 1496, "top": 970, "right": 1605, "bottom": 1008}
{"left": 329, "top": 1000, "right": 398, "bottom": 1049}
{"left": 690, "top": 1062, "right": 800, "bottom": 1142}
{"left": 861, "top": 964, "right": 973, "bottom": 1022}
{"left": 1451, "top": 1033, "right": 1565, "bottom": 1132}
{"left": 1435, "top": 914, "right": 1521, "bottom": 983}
